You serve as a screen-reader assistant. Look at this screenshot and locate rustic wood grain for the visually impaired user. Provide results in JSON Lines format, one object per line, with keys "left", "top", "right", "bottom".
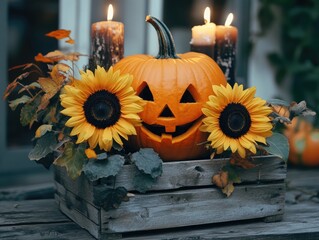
{"left": 0, "top": 199, "right": 66, "bottom": 226}
{"left": 0, "top": 200, "right": 318, "bottom": 240}
{"left": 54, "top": 155, "right": 286, "bottom": 204}
{"left": 0, "top": 222, "right": 94, "bottom": 240}
{"left": 56, "top": 193, "right": 101, "bottom": 239}
{"left": 55, "top": 181, "right": 100, "bottom": 224}
{"left": 123, "top": 201, "right": 319, "bottom": 240}
{"left": 0, "top": 169, "right": 317, "bottom": 239}
{"left": 101, "top": 183, "right": 285, "bottom": 233}
{"left": 0, "top": 183, "right": 55, "bottom": 201}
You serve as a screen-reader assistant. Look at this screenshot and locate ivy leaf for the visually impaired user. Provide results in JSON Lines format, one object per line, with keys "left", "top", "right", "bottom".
{"left": 222, "top": 164, "right": 242, "bottom": 183}
{"left": 263, "top": 132, "right": 289, "bottom": 161}
{"left": 54, "top": 142, "right": 87, "bottom": 180}
{"left": 35, "top": 124, "right": 53, "bottom": 138}
{"left": 93, "top": 185, "right": 128, "bottom": 210}
{"left": 8, "top": 95, "right": 31, "bottom": 111}
{"left": 130, "top": 148, "right": 163, "bottom": 178}
{"left": 28, "top": 132, "right": 57, "bottom": 161}
{"left": 83, "top": 154, "right": 125, "bottom": 181}
{"left": 133, "top": 172, "right": 157, "bottom": 193}
{"left": 20, "top": 97, "right": 39, "bottom": 127}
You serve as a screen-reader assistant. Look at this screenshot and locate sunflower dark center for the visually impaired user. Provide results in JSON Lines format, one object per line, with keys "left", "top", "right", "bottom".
{"left": 83, "top": 90, "right": 121, "bottom": 129}
{"left": 219, "top": 103, "right": 251, "bottom": 138}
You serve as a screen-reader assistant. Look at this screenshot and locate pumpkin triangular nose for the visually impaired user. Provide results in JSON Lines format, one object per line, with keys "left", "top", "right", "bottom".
{"left": 159, "top": 105, "right": 175, "bottom": 118}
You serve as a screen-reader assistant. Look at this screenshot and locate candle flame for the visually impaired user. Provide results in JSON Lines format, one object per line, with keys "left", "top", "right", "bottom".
{"left": 107, "top": 4, "right": 113, "bottom": 21}
{"left": 225, "top": 13, "right": 233, "bottom": 26}
{"left": 204, "top": 7, "right": 211, "bottom": 24}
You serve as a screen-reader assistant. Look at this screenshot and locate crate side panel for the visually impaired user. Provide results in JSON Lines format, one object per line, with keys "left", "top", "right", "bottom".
{"left": 55, "top": 193, "right": 101, "bottom": 239}
{"left": 101, "top": 183, "right": 285, "bottom": 233}
{"left": 101, "top": 155, "right": 286, "bottom": 191}
{"left": 55, "top": 181, "right": 100, "bottom": 224}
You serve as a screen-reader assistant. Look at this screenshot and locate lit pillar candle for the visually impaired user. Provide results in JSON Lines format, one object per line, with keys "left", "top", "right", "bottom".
{"left": 215, "top": 13, "right": 238, "bottom": 86}
{"left": 89, "top": 4, "right": 124, "bottom": 71}
{"left": 190, "top": 7, "right": 216, "bottom": 59}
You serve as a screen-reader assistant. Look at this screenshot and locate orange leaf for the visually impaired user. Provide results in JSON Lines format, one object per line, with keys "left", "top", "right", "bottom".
{"left": 35, "top": 53, "right": 54, "bottom": 63}
{"left": 212, "top": 171, "right": 228, "bottom": 188}
{"left": 37, "top": 50, "right": 82, "bottom": 63}
{"left": 46, "top": 29, "right": 71, "bottom": 40}
{"left": 65, "top": 38, "right": 75, "bottom": 44}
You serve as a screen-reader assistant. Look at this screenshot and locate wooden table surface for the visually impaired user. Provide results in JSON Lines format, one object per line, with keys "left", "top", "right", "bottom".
{"left": 0, "top": 168, "right": 319, "bottom": 240}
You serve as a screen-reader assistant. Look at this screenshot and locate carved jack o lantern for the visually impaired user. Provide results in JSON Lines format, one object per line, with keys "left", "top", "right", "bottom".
{"left": 114, "top": 16, "right": 226, "bottom": 161}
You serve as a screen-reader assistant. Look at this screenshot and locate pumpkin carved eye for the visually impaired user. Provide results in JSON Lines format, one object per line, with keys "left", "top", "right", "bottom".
{"left": 139, "top": 83, "right": 154, "bottom": 101}
{"left": 180, "top": 85, "right": 197, "bottom": 103}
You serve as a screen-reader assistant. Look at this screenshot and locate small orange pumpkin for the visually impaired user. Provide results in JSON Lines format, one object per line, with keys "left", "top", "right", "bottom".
{"left": 284, "top": 117, "right": 319, "bottom": 166}
{"left": 114, "top": 16, "right": 226, "bottom": 161}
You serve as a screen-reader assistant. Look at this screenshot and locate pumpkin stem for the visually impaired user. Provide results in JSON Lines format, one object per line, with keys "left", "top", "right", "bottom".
{"left": 146, "top": 15, "right": 180, "bottom": 59}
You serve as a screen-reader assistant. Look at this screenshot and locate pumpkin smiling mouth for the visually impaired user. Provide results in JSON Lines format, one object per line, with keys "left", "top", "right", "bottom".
{"left": 142, "top": 119, "right": 199, "bottom": 137}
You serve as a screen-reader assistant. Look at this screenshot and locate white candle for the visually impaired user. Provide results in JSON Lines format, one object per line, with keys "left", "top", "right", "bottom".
{"left": 190, "top": 7, "right": 216, "bottom": 58}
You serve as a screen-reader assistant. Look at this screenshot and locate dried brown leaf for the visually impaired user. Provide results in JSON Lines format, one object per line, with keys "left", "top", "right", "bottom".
{"left": 229, "top": 153, "right": 256, "bottom": 169}
{"left": 212, "top": 171, "right": 228, "bottom": 188}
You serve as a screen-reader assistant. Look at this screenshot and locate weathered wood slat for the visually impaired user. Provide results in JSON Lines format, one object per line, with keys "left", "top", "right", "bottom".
{"left": 0, "top": 222, "right": 95, "bottom": 240}
{"left": 123, "top": 201, "right": 319, "bottom": 240}
{"left": 0, "top": 199, "right": 67, "bottom": 226}
{"left": 0, "top": 183, "right": 55, "bottom": 201}
{"left": 55, "top": 181, "right": 100, "bottom": 224}
{"left": 101, "top": 183, "right": 285, "bottom": 233}
{"left": 55, "top": 193, "right": 101, "bottom": 239}
{"left": 54, "top": 155, "right": 286, "bottom": 204}
{"left": 0, "top": 200, "right": 318, "bottom": 240}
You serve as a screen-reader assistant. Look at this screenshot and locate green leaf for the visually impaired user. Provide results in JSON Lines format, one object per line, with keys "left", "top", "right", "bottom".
{"left": 20, "top": 100, "right": 38, "bottom": 127}
{"left": 264, "top": 132, "right": 289, "bottom": 161}
{"left": 9, "top": 95, "right": 31, "bottom": 111}
{"left": 54, "top": 142, "right": 87, "bottom": 180}
{"left": 222, "top": 164, "right": 241, "bottom": 184}
{"left": 93, "top": 185, "right": 128, "bottom": 210}
{"left": 133, "top": 172, "right": 156, "bottom": 193}
{"left": 83, "top": 154, "right": 125, "bottom": 181}
{"left": 28, "top": 132, "right": 57, "bottom": 161}
{"left": 130, "top": 148, "right": 163, "bottom": 178}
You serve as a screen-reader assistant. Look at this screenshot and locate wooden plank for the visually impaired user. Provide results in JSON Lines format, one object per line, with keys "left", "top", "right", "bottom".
{"left": 55, "top": 181, "right": 100, "bottom": 225}
{"left": 0, "top": 199, "right": 319, "bottom": 240}
{"left": 0, "top": 183, "right": 55, "bottom": 201}
{"left": 109, "top": 155, "right": 286, "bottom": 191}
{"left": 0, "top": 222, "right": 95, "bottom": 240}
{"left": 122, "top": 202, "right": 319, "bottom": 240}
{"left": 54, "top": 155, "right": 286, "bottom": 204}
{"left": 0, "top": 199, "right": 68, "bottom": 226}
{"left": 55, "top": 193, "right": 101, "bottom": 239}
{"left": 101, "top": 183, "right": 285, "bottom": 233}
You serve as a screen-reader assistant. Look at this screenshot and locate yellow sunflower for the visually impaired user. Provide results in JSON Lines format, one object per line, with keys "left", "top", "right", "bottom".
{"left": 200, "top": 83, "right": 273, "bottom": 158}
{"left": 60, "top": 66, "right": 144, "bottom": 151}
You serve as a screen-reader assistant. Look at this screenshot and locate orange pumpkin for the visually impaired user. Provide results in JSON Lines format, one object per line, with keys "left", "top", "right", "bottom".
{"left": 284, "top": 117, "right": 319, "bottom": 166}
{"left": 114, "top": 16, "right": 226, "bottom": 161}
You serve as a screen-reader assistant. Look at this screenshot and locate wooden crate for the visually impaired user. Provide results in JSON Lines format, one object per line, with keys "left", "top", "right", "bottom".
{"left": 54, "top": 155, "right": 286, "bottom": 239}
